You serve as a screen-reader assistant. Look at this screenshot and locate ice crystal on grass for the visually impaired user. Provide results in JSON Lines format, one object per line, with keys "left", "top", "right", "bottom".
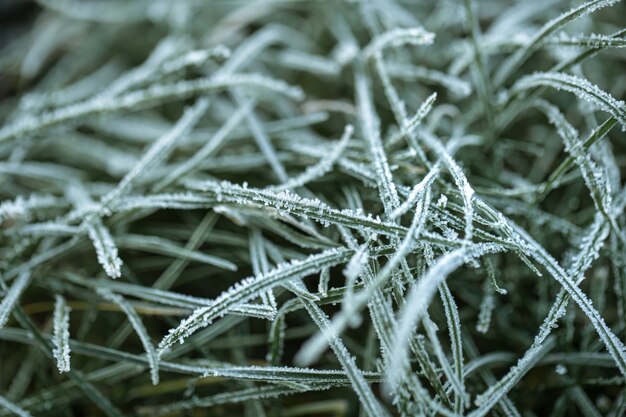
{"left": 494, "top": 0, "right": 622, "bottom": 86}
{"left": 513, "top": 72, "right": 626, "bottom": 129}
{"left": 99, "top": 97, "right": 211, "bottom": 208}
{"left": 157, "top": 247, "right": 357, "bottom": 355}
{"left": 86, "top": 219, "right": 123, "bottom": 279}
{"left": 51, "top": 295, "right": 71, "bottom": 373}
{"left": 271, "top": 125, "right": 354, "bottom": 191}
{"left": 536, "top": 99, "right": 614, "bottom": 220}
{"left": 97, "top": 289, "right": 160, "bottom": 385}
{"left": 475, "top": 281, "right": 495, "bottom": 334}
{"left": 0, "top": 272, "right": 33, "bottom": 329}
{"left": 1, "top": 1, "right": 626, "bottom": 416}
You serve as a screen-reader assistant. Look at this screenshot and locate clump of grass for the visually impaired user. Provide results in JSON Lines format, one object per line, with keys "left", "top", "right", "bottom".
{"left": 0, "top": 0, "right": 625, "bottom": 416}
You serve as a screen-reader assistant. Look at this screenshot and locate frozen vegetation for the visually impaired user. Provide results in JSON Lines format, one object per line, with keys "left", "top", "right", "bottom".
{"left": 0, "top": 0, "right": 625, "bottom": 415}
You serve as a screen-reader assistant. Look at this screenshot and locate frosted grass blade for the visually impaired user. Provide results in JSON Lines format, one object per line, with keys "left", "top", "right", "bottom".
{"left": 0, "top": 271, "right": 33, "bottom": 329}
{"left": 98, "top": 289, "right": 160, "bottom": 385}
{"left": 52, "top": 295, "right": 71, "bottom": 373}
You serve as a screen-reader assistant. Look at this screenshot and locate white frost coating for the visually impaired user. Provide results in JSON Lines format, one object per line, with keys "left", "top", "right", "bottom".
{"left": 97, "top": 37, "right": 181, "bottom": 100}
{"left": 514, "top": 72, "right": 626, "bottom": 130}
{"left": 318, "top": 268, "right": 331, "bottom": 296}
{"left": 536, "top": 100, "right": 613, "bottom": 216}
{"left": 20, "top": 222, "right": 81, "bottom": 237}
{"left": 476, "top": 283, "right": 495, "bottom": 334}
{"left": 296, "top": 286, "right": 391, "bottom": 417}
{"left": 278, "top": 50, "right": 342, "bottom": 76}
{"left": 84, "top": 97, "right": 211, "bottom": 279}
{"left": 157, "top": 247, "right": 355, "bottom": 355}
{"left": 140, "top": 385, "right": 328, "bottom": 417}
{"left": 387, "top": 243, "right": 504, "bottom": 388}
{"left": 272, "top": 124, "right": 354, "bottom": 191}
{"left": 116, "top": 233, "right": 236, "bottom": 271}
{"left": 87, "top": 219, "right": 123, "bottom": 279}
{"left": 548, "top": 32, "right": 626, "bottom": 48}
{"left": 386, "top": 92, "right": 438, "bottom": 147}
{"left": 488, "top": 205, "right": 626, "bottom": 380}
{"left": 101, "top": 98, "right": 210, "bottom": 207}
{"left": 494, "top": 0, "right": 621, "bottom": 85}
{"left": 296, "top": 187, "right": 433, "bottom": 366}
{"left": 356, "top": 69, "right": 400, "bottom": 214}
{"left": 363, "top": 27, "right": 435, "bottom": 58}
{"left": 249, "top": 228, "right": 278, "bottom": 314}
{"left": 469, "top": 338, "right": 555, "bottom": 417}
{"left": 463, "top": 182, "right": 475, "bottom": 200}
{"left": 113, "top": 193, "right": 216, "bottom": 212}
{"left": 73, "top": 275, "right": 276, "bottom": 320}
{"left": 368, "top": 29, "right": 437, "bottom": 173}
{"left": 421, "top": 132, "right": 475, "bottom": 242}
{"left": 438, "top": 283, "right": 467, "bottom": 410}
{"left": 391, "top": 164, "right": 439, "bottom": 219}
{"left": 342, "top": 242, "right": 369, "bottom": 325}
{"left": 159, "top": 45, "right": 232, "bottom": 75}
{"left": 343, "top": 243, "right": 369, "bottom": 286}
{"left": 0, "top": 74, "right": 303, "bottom": 145}
{"left": 0, "top": 196, "right": 28, "bottom": 224}
{"left": 183, "top": 179, "right": 407, "bottom": 239}
{"left": 387, "top": 65, "right": 472, "bottom": 97}
{"left": 155, "top": 99, "right": 254, "bottom": 191}
{"left": 0, "top": 194, "right": 61, "bottom": 225}
{"left": 422, "top": 315, "right": 467, "bottom": 408}
{"left": 566, "top": 213, "right": 610, "bottom": 281}
{"left": 52, "top": 295, "right": 71, "bottom": 373}
{"left": 98, "top": 289, "right": 160, "bottom": 385}
{"left": 197, "top": 364, "right": 380, "bottom": 383}
{"left": 0, "top": 271, "right": 33, "bottom": 329}
{"left": 473, "top": 214, "right": 609, "bottom": 417}
{"left": 2, "top": 3, "right": 624, "bottom": 414}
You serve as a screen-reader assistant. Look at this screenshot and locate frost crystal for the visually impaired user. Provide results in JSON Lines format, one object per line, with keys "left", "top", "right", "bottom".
{"left": 52, "top": 295, "right": 71, "bottom": 373}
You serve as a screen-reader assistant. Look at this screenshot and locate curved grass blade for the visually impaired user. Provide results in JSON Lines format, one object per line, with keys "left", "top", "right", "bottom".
{"left": 97, "top": 289, "right": 160, "bottom": 385}
{"left": 494, "top": 0, "right": 620, "bottom": 86}
{"left": 0, "top": 271, "right": 33, "bottom": 329}
{"left": 157, "top": 247, "right": 357, "bottom": 355}
{"left": 512, "top": 72, "right": 626, "bottom": 129}
{"left": 86, "top": 219, "right": 123, "bottom": 279}
{"left": 387, "top": 243, "right": 505, "bottom": 388}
